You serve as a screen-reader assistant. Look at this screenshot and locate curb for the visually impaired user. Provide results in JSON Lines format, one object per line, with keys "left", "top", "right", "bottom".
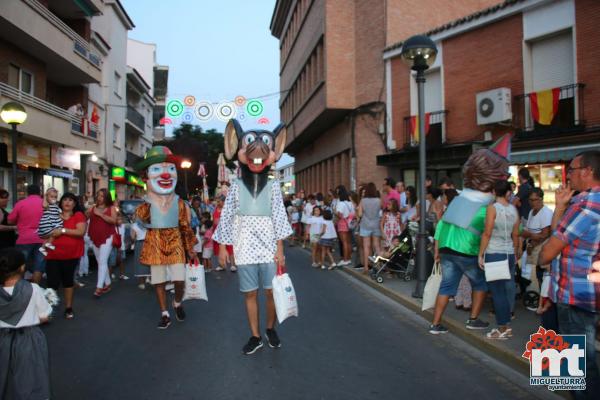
{"left": 339, "top": 265, "right": 532, "bottom": 376}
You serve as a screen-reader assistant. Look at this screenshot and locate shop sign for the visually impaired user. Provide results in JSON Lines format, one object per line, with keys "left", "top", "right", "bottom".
{"left": 0, "top": 133, "right": 50, "bottom": 169}
{"left": 111, "top": 166, "right": 126, "bottom": 182}
{"left": 127, "top": 173, "right": 145, "bottom": 188}
{"left": 51, "top": 146, "right": 80, "bottom": 170}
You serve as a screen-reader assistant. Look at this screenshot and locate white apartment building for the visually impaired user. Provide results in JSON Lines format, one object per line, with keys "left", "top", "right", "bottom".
{"left": 0, "top": 0, "right": 104, "bottom": 200}
{"left": 86, "top": 0, "right": 134, "bottom": 201}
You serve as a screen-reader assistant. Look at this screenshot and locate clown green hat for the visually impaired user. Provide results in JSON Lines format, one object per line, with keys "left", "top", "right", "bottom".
{"left": 135, "top": 146, "right": 181, "bottom": 171}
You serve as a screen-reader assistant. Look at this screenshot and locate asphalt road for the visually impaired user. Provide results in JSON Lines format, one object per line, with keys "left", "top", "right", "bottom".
{"left": 43, "top": 245, "right": 558, "bottom": 400}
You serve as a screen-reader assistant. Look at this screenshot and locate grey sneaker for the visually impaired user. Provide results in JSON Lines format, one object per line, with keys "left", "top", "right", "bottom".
{"left": 465, "top": 318, "right": 490, "bottom": 330}
{"left": 429, "top": 324, "right": 448, "bottom": 334}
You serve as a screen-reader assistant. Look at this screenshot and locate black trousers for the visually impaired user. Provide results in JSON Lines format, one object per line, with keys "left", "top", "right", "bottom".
{"left": 46, "top": 259, "right": 78, "bottom": 289}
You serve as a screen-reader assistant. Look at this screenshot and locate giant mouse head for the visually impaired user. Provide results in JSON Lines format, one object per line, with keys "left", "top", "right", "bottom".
{"left": 224, "top": 119, "right": 287, "bottom": 174}
{"left": 223, "top": 119, "right": 287, "bottom": 197}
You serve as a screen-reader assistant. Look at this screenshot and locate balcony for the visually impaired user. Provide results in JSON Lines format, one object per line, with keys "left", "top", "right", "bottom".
{"left": 0, "top": 0, "right": 102, "bottom": 85}
{"left": 402, "top": 110, "right": 448, "bottom": 149}
{"left": 126, "top": 151, "right": 143, "bottom": 170}
{"left": 126, "top": 106, "right": 145, "bottom": 134}
{"left": 0, "top": 82, "right": 100, "bottom": 154}
{"left": 513, "top": 83, "right": 585, "bottom": 138}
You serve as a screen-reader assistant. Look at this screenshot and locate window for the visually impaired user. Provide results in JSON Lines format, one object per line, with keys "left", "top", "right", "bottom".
{"left": 531, "top": 31, "right": 573, "bottom": 91}
{"left": 113, "top": 124, "right": 120, "bottom": 147}
{"left": 8, "top": 64, "right": 34, "bottom": 95}
{"left": 114, "top": 72, "right": 122, "bottom": 97}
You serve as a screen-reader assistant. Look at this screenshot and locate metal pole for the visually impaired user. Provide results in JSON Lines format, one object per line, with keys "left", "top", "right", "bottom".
{"left": 184, "top": 169, "right": 189, "bottom": 200}
{"left": 11, "top": 124, "right": 18, "bottom": 206}
{"left": 413, "top": 69, "right": 428, "bottom": 298}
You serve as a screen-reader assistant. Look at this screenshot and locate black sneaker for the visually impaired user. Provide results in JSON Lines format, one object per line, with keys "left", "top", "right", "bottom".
{"left": 265, "top": 328, "right": 282, "bottom": 348}
{"left": 242, "top": 336, "right": 264, "bottom": 355}
{"left": 465, "top": 318, "right": 489, "bottom": 330}
{"left": 157, "top": 315, "right": 171, "bottom": 329}
{"left": 428, "top": 324, "right": 448, "bottom": 334}
{"left": 173, "top": 301, "right": 186, "bottom": 322}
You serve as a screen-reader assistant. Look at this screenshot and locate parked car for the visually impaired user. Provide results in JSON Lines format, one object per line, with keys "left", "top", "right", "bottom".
{"left": 118, "top": 199, "right": 144, "bottom": 251}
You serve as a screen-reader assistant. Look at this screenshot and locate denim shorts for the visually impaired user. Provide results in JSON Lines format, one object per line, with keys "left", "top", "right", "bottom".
{"left": 359, "top": 226, "right": 381, "bottom": 238}
{"left": 16, "top": 243, "right": 46, "bottom": 273}
{"left": 438, "top": 252, "right": 488, "bottom": 296}
{"left": 238, "top": 263, "right": 277, "bottom": 292}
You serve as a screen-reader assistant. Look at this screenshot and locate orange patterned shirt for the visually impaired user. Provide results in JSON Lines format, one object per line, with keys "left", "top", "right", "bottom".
{"left": 135, "top": 199, "right": 197, "bottom": 266}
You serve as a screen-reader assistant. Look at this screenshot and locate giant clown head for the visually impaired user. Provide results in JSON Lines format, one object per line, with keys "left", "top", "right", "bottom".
{"left": 135, "top": 146, "right": 180, "bottom": 195}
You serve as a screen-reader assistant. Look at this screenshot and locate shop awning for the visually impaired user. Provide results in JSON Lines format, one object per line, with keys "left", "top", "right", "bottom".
{"left": 46, "top": 169, "right": 74, "bottom": 179}
{"left": 511, "top": 143, "right": 600, "bottom": 165}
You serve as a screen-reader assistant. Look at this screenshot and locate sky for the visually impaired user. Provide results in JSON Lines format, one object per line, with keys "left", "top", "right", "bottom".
{"left": 122, "top": 0, "right": 293, "bottom": 167}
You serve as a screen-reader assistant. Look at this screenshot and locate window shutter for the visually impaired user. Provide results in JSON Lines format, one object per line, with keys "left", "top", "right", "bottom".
{"left": 531, "top": 31, "right": 574, "bottom": 92}
{"left": 424, "top": 70, "right": 442, "bottom": 113}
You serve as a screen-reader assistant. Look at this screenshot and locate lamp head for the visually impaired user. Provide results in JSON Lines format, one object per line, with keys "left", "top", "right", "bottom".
{"left": 181, "top": 160, "right": 192, "bottom": 169}
{"left": 1, "top": 101, "right": 27, "bottom": 125}
{"left": 400, "top": 35, "right": 438, "bottom": 71}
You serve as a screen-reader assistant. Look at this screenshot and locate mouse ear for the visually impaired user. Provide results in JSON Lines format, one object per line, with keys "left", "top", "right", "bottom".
{"left": 224, "top": 119, "right": 243, "bottom": 160}
{"left": 272, "top": 123, "right": 287, "bottom": 161}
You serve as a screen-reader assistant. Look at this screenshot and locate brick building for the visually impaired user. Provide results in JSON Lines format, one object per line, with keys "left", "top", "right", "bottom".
{"left": 269, "top": 0, "right": 498, "bottom": 194}
{"left": 380, "top": 0, "right": 600, "bottom": 207}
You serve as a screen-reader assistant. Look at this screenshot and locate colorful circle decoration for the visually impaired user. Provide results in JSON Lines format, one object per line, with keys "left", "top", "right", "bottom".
{"left": 182, "top": 112, "right": 194, "bottom": 123}
{"left": 184, "top": 95, "right": 196, "bottom": 107}
{"left": 257, "top": 117, "right": 270, "bottom": 125}
{"left": 246, "top": 99, "right": 263, "bottom": 117}
{"left": 216, "top": 102, "right": 236, "bottom": 122}
{"left": 238, "top": 113, "right": 246, "bottom": 121}
{"left": 194, "top": 102, "right": 213, "bottom": 121}
{"left": 166, "top": 100, "right": 184, "bottom": 117}
{"left": 159, "top": 117, "right": 172, "bottom": 125}
{"left": 234, "top": 95, "right": 247, "bottom": 107}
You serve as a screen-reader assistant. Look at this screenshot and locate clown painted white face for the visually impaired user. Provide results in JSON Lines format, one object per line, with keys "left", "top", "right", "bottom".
{"left": 147, "top": 162, "right": 178, "bottom": 195}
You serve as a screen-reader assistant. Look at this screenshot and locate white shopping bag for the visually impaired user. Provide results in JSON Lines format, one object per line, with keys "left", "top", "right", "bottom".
{"left": 422, "top": 262, "right": 442, "bottom": 311}
{"left": 193, "top": 232, "right": 203, "bottom": 253}
{"left": 183, "top": 260, "right": 208, "bottom": 301}
{"left": 272, "top": 264, "right": 298, "bottom": 323}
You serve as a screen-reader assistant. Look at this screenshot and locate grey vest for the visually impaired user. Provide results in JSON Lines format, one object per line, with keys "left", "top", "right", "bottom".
{"left": 147, "top": 195, "right": 180, "bottom": 228}
{"left": 237, "top": 179, "right": 272, "bottom": 216}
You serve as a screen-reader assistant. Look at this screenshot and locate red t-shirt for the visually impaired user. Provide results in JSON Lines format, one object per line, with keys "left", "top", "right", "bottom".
{"left": 46, "top": 212, "right": 86, "bottom": 260}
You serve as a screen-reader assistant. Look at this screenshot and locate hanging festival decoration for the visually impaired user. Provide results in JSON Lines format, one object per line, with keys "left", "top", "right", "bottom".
{"left": 166, "top": 99, "right": 184, "bottom": 117}
{"left": 183, "top": 95, "right": 196, "bottom": 107}
{"left": 245, "top": 99, "right": 264, "bottom": 117}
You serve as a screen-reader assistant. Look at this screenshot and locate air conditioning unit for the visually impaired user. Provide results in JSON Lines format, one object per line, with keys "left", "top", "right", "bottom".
{"left": 476, "top": 88, "right": 512, "bottom": 125}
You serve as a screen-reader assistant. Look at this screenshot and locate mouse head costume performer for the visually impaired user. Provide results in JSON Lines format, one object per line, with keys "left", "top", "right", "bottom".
{"left": 135, "top": 146, "right": 197, "bottom": 328}
{"left": 213, "top": 119, "right": 293, "bottom": 354}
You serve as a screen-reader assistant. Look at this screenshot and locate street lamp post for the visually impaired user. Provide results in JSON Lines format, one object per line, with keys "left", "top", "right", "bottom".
{"left": 181, "top": 160, "right": 192, "bottom": 200}
{"left": 400, "top": 35, "right": 438, "bottom": 298}
{"left": 1, "top": 102, "right": 28, "bottom": 206}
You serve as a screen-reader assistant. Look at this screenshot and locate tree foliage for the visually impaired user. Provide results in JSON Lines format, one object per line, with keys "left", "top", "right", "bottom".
{"left": 154, "top": 124, "right": 234, "bottom": 196}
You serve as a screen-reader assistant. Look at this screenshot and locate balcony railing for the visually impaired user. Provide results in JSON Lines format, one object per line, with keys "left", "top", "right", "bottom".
{"left": 126, "top": 151, "right": 143, "bottom": 169}
{"left": 402, "top": 110, "right": 447, "bottom": 149}
{"left": 126, "top": 106, "right": 145, "bottom": 133}
{"left": 513, "top": 83, "right": 585, "bottom": 137}
{"left": 0, "top": 82, "right": 99, "bottom": 140}
{"left": 23, "top": 0, "right": 102, "bottom": 69}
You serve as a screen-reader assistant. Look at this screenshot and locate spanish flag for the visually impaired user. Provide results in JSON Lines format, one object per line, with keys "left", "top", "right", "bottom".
{"left": 409, "top": 113, "right": 430, "bottom": 144}
{"left": 530, "top": 88, "right": 560, "bottom": 125}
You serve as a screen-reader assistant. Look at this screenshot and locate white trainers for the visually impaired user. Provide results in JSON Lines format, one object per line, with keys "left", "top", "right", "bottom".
{"left": 111, "top": 273, "right": 117, "bottom": 280}
{"left": 311, "top": 263, "right": 319, "bottom": 267}
{"left": 215, "top": 267, "right": 225, "bottom": 272}
{"left": 230, "top": 266, "right": 237, "bottom": 272}
{"left": 138, "top": 283, "right": 145, "bottom": 290}
{"left": 321, "top": 265, "right": 326, "bottom": 270}
{"left": 119, "top": 275, "right": 130, "bottom": 280}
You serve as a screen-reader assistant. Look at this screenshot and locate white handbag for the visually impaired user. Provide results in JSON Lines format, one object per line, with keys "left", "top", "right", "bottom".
{"left": 484, "top": 205, "right": 512, "bottom": 282}
{"left": 422, "top": 262, "right": 442, "bottom": 311}
{"left": 183, "top": 260, "right": 208, "bottom": 301}
{"left": 272, "top": 264, "right": 299, "bottom": 323}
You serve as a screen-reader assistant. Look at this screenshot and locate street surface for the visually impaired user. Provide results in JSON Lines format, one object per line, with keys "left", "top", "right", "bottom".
{"left": 43, "top": 245, "right": 558, "bottom": 400}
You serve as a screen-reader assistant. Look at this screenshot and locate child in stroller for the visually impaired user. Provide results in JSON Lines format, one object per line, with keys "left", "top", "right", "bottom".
{"left": 369, "top": 227, "right": 414, "bottom": 284}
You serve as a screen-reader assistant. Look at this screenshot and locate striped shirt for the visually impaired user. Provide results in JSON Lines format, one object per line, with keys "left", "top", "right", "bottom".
{"left": 37, "top": 204, "right": 63, "bottom": 237}
{"left": 550, "top": 186, "right": 600, "bottom": 312}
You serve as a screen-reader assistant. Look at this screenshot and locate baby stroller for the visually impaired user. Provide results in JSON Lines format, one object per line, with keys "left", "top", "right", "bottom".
{"left": 369, "top": 227, "right": 414, "bottom": 284}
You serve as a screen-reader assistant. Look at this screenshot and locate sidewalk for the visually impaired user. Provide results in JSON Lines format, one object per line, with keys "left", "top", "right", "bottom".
{"left": 294, "top": 242, "right": 596, "bottom": 378}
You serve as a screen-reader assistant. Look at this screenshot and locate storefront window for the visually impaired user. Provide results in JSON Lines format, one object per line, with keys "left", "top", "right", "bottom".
{"left": 509, "top": 163, "right": 565, "bottom": 210}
